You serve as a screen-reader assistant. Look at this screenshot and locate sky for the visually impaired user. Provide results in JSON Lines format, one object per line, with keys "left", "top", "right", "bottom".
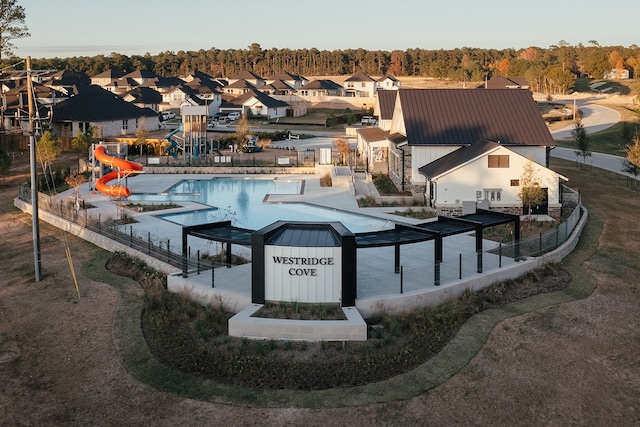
{"left": 12, "top": 0, "right": 640, "bottom": 59}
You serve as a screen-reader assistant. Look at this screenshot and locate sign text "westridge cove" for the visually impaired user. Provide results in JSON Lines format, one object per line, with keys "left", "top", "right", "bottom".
{"left": 272, "top": 256, "right": 334, "bottom": 276}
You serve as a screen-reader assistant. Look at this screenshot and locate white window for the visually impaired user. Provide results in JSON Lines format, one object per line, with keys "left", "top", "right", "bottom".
{"left": 122, "top": 120, "right": 128, "bottom": 131}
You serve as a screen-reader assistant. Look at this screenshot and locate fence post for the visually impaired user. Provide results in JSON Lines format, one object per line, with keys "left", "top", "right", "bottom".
{"left": 211, "top": 262, "right": 215, "bottom": 288}
{"left": 130, "top": 226, "right": 133, "bottom": 246}
{"left": 556, "top": 227, "right": 560, "bottom": 248}
{"left": 499, "top": 243, "right": 502, "bottom": 268}
{"left": 148, "top": 232, "right": 151, "bottom": 254}
{"left": 197, "top": 249, "right": 200, "bottom": 274}
{"left": 167, "top": 239, "right": 170, "bottom": 263}
{"left": 400, "top": 265, "right": 403, "bottom": 294}
{"left": 539, "top": 232, "right": 542, "bottom": 255}
{"left": 459, "top": 253, "right": 462, "bottom": 279}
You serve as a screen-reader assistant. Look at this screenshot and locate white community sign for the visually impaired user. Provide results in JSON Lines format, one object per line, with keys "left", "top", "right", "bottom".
{"left": 264, "top": 246, "right": 342, "bottom": 303}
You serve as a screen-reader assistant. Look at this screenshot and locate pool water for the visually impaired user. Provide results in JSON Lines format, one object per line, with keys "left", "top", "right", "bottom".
{"left": 130, "top": 177, "right": 393, "bottom": 233}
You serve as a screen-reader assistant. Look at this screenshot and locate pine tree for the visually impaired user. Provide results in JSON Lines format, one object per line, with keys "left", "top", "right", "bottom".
{"left": 0, "top": 0, "right": 29, "bottom": 59}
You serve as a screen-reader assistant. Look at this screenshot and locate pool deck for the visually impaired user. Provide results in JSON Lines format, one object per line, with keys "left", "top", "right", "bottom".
{"left": 52, "top": 169, "right": 532, "bottom": 318}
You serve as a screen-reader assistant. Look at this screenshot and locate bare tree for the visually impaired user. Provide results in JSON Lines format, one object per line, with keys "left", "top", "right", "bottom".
{"left": 518, "top": 157, "right": 546, "bottom": 219}
{"left": 0, "top": 0, "right": 29, "bottom": 59}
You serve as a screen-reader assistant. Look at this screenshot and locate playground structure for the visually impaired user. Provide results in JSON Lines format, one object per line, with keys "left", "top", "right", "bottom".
{"left": 93, "top": 144, "right": 143, "bottom": 198}
{"left": 164, "top": 106, "right": 208, "bottom": 160}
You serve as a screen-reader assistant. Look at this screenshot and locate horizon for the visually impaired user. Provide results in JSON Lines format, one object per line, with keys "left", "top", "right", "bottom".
{"left": 13, "top": 0, "right": 640, "bottom": 60}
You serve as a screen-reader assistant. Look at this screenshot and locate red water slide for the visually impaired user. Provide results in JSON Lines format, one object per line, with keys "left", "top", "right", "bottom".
{"left": 94, "top": 145, "right": 143, "bottom": 197}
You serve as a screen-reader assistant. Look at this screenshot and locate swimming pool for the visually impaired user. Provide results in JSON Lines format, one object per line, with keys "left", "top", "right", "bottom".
{"left": 129, "top": 177, "right": 394, "bottom": 233}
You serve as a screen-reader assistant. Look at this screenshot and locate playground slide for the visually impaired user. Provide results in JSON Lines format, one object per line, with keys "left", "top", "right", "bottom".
{"left": 94, "top": 145, "right": 143, "bottom": 197}
{"left": 165, "top": 123, "right": 183, "bottom": 158}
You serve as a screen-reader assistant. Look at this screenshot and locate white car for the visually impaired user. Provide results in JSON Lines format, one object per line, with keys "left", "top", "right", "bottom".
{"left": 160, "top": 111, "right": 176, "bottom": 121}
{"left": 227, "top": 112, "right": 241, "bottom": 121}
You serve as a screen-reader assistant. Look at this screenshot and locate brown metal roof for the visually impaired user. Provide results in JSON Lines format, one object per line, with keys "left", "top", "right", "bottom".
{"left": 376, "top": 90, "right": 397, "bottom": 121}
{"left": 398, "top": 89, "right": 555, "bottom": 147}
{"left": 356, "top": 127, "right": 389, "bottom": 143}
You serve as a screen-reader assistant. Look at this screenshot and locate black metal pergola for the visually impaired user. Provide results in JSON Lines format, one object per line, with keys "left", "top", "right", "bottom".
{"left": 355, "top": 209, "right": 520, "bottom": 286}
{"left": 180, "top": 209, "right": 520, "bottom": 289}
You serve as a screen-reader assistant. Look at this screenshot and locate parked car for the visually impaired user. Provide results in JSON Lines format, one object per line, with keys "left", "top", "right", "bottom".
{"left": 228, "top": 112, "right": 241, "bottom": 121}
{"left": 215, "top": 115, "right": 230, "bottom": 125}
{"left": 160, "top": 111, "right": 176, "bottom": 121}
{"left": 361, "top": 115, "right": 377, "bottom": 126}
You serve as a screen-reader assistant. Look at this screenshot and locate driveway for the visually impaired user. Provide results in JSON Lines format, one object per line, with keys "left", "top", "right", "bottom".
{"left": 550, "top": 102, "right": 620, "bottom": 140}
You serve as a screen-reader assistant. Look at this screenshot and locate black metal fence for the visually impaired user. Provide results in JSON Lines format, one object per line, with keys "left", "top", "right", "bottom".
{"left": 18, "top": 186, "right": 231, "bottom": 282}
{"left": 18, "top": 185, "right": 584, "bottom": 291}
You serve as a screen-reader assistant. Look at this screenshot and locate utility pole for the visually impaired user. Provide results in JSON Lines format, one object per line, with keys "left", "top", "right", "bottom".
{"left": 27, "top": 56, "right": 41, "bottom": 281}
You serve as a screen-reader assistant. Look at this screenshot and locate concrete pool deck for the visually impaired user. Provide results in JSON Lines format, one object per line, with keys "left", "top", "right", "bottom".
{"left": 38, "top": 167, "right": 585, "bottom": 318}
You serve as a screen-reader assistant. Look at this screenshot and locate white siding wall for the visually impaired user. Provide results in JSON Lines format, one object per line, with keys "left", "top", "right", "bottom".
{"left": 432, "top": 146, "right": 561, "bottom": 207}
{"left": 410, "top": 146, "right": 460, "bottom": 185}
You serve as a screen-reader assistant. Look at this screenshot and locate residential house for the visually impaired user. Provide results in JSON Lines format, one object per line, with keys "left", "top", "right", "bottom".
{"left": 220, "top": 88, "right": 289, "bottom": 119}
{"left": 121, "top": 87, "right": 163, "bottom": 111}
{"left": 161, "top": 84, "right": 201, "bottom": 110}
{"left": 91, "top": 69, "right": 124, "bottom": 87}
{"left": 375, "top": 75, "right": 401, "bottom": 91}
{"left": 265, "top": 72, "right": 309, "bottom": 90}
{"left": 122, "top": 69, "right": 158, "bottom": 86}
{"left": 42, "top": 70, "right": 91, "bottom": 96}
{"left": 223, "top": 79, "right": 257, "bottom": 96}
{"left": 298, "top": 79, "right": 344, "bottom": 97}
{"left": 0, "top": 81, "right": 67, "bottom": 131}
{"left": 184, "top": 78, "right": 223, "bottom": 114}
{"left": 484, "top": 76, "right": 530, "bottom": 90}
{"left": 344, "top": 72, "right": 376, "bottom": 97}
{"left": 139, "top": 76, "right": 184, "bottom": 94}
{"left": 259, "top": 80, "right": 296, "bottom": 95}
{"left": 49, "top": 86, "right": 159, "bottom": 144}
{"left": 385, "top": 89, "right": 565, "bottom": 216}
{"left": 604, "top": 68, "right": 630, "bottom": 79}
{"left": 102, "top": 77, "right": 139, "bottom": 95}
{"left": 228, "top": 70, "right": 265, "bottom": 88}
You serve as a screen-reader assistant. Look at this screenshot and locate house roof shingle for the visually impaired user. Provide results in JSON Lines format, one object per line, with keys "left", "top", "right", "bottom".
{"left": 51, "top": 86, "right": 157, "bottom": 121}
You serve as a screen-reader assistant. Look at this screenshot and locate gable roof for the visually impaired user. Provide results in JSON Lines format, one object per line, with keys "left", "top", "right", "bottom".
{"left": 51, "top": 86, "right": 157, "bottom": 121}
{"left": 223, "top": 88, "right": 289, "bottom": 108}
{"left": 91, "top": 69, "right": 124, "bottom": 80}
{"left": 418, "top": 140, "right": 501, "bottom": 179}
{"left": 376, "top": 74, "right": 399, "bottom": 82}
{"left": 267, "top": 71, "right": 306, "bottom": 82}
{"left": 230, "top": 70, "right": 263, "bottom": 81}
{"left": 398, "top": 89, "right": 554, "bottom": 147}
{"left": 262, "top": 79, "right": 295, "bottom": 91}
{"left": 345, "top": 71, "right": 375, "bottom": 82}
{"left": 121, "top": 86, "right": 162, "bottom": 104}
{"left": 377, "top": 90, "right": 397, "bottom": 121}
{"left": 122, "top": 69, "right": 157, "bottom": 80}
{"left": 300, "top": 79, "right": 342, "bottom": 90}
{"left": 225, "top": 79, "right": 257, "bottom": 89}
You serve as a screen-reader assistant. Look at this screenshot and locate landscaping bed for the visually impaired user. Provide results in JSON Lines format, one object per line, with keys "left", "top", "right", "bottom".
{"left": 105, "top": 252, "right": 570, "bottom": 391}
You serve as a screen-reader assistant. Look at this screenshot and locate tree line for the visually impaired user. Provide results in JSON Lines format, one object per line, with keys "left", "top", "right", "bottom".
{"left": 1, "top": 41, "right": 638, "bottom": 95}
